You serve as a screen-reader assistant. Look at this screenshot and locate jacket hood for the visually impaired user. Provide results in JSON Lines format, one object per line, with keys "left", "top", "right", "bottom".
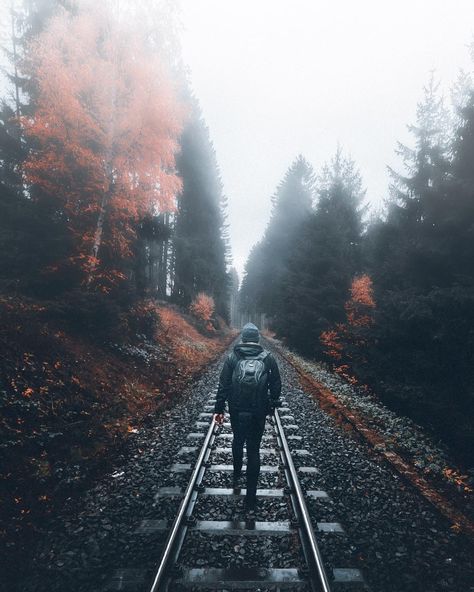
{"left": 234, "top": 342, "right": 264, "bottom": 357}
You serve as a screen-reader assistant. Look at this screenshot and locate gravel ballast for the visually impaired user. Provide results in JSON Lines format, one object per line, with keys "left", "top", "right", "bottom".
{"left": 15, "top": 341, "right": 474, "bottom": 592}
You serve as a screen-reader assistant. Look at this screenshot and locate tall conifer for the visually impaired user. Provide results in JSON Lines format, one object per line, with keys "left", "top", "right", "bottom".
{"left": 173, "top": 100, "right": 230, "bottom": 320}
{"left": 274, "top": 149, "right": 365, "bottom": 355}
{"left": 240, "top": 155, "right": 315, "bottom": 322}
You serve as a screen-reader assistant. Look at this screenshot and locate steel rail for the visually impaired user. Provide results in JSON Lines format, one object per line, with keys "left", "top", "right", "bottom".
{"left": 274, "top": 408, "right": 332, "bottom": 592}
{"left": 149, "top": 417, "right": 218, "bottom": 592}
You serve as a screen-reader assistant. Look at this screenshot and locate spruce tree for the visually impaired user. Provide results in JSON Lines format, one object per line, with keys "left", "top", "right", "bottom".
{"left": 0, "top": 0, "right": 71, "bottom": 293}
{"left": 447, "top": 76, "right": 474, "bottom": 282}
{"left": 240, "top": 155, "right": 315, "bottom": 323}
{"left": 228, "top": 266, "right": 240, "bottom": 327}
{"left": 274, "top": 149, "right": 365, "bottom": 356}
{"left": 362, "top": 72, "right": 474, "bottom": 461}
{"left": 375, "top": 74, "right": 451, "bottom": 291}
{"left": 173, "top": 100, "right": 230, "bottom": 320}
{"left": 240, "top": 241, "right": 267, "bottom": 319}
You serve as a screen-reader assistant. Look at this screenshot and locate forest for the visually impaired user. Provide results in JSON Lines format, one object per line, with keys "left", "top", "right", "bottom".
{"left": 240, "top": 71, "right": 474, "bottom": 466}
{"left": 1, "top": 0, "right": 473, "bottom": 589}
{"left": 0, "top": 0, "right": 234, "bottom": 563}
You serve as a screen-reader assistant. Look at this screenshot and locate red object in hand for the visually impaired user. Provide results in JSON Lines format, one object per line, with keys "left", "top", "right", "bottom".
{"left": 213, "top": 413, "right": 224, "bottom": 425}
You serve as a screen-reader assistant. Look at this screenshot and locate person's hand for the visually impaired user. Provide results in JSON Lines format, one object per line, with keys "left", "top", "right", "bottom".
{"left": 268, "top": 400, "right": 281, "bottom": 415}
{"left": 213, "top": 413, "right": 225, "bottom": 425}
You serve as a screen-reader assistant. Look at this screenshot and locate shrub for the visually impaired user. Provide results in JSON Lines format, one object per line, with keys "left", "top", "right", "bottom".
{"left": 189, "top": 292, "right": 215, "bottom": 326}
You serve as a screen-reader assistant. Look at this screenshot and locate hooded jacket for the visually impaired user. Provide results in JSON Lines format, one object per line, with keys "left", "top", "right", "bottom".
{"left": 214, "top": 340, "right": 282, "bottom": 415}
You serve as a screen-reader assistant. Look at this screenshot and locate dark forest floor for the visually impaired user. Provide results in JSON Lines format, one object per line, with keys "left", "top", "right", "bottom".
{"left": 0, "top": 295, "right": 234, "bottom": 589}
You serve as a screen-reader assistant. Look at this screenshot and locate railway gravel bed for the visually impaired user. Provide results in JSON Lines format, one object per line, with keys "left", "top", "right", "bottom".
{"left": 15, "top": 341, "right": 474, "bottom": 592}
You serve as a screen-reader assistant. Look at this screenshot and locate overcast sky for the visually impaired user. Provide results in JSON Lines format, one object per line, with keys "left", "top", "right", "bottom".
{"left": 178, "top": 0, "right": 473, "bottom": 278}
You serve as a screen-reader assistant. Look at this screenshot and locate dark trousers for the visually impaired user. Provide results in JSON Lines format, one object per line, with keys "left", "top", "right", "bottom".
{"left": 230, "top": 411, "right": 266, "bottom": 498}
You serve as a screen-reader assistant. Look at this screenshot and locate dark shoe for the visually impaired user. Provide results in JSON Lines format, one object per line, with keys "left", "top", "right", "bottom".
{"left": 232, "top": 470, "right": 242, "bottom": 488}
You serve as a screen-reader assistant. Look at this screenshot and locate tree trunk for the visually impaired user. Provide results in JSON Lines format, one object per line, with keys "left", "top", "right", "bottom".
{"left": 86, "top": 189, "right": 109, "bottom": 285}
{"left": 10, "top": 2, "right": 21, "bottom": 118}
{"left": 86, "top": 68, "right": 117, "bottom": 286}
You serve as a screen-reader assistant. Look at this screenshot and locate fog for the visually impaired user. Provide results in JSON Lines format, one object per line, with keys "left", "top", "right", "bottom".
{"left": 179, "top": 0, "right": 473, "bottom": 276}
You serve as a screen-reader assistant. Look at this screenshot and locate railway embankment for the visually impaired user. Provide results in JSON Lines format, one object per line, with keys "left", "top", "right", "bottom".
{"left": 1, "top": 296, "right": 234, "bottom": 591}
{"left": 267, "top": 336, "right": 474, "bottom": 532}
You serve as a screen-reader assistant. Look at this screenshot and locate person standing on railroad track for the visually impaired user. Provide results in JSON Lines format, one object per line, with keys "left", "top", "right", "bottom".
{"left": 213, "top": 322, "right": 282, "bottom": 510}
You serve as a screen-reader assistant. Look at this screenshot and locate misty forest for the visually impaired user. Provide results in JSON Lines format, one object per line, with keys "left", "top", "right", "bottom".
{"left": 1, "top": 1, "right": 473, "bottom": 592}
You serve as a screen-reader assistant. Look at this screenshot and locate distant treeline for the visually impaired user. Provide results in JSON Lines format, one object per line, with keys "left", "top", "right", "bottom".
{"left": 0, "top": 0, "right": 231, "bottom": 320}
{"left": 240, "top": 72, "right": 474, "bottom": 463}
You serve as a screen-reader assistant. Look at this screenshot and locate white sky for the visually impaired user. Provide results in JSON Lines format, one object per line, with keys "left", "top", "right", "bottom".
{"left": 178, "top": 0, "right": 473, "bottom": 278}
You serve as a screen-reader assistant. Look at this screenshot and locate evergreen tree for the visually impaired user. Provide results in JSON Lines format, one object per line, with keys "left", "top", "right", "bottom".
{"left": 228, "top": 266, "right": 240, "bottom": 327}
{"left": 389, "top": 73, "right": 450, "bottom": 201}
{"left": 362, "top": 73, "right": 474, "bottom": 461}
{"left": 240, "top": 241, "right": 267, "bottom": 318}
{"left": 274, "top": 149, "right": 365, "bottom": 356}
{"left": 0, "top": 0, "right": 71, "bottom": 293}
{"left": 447, "top": 73, "right": 474, "bottom": 282}
{"left": 374, "top": 74, "right": 451, "bottom": 291}
{"left": 173, "top": 100, "right": 230, "bottom": 320}
{"left": 240, "top": 156, "right": 315, "bottom": 322}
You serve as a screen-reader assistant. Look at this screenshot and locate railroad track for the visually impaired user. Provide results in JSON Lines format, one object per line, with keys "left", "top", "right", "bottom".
{"left": 106, "top": 389, "right": 367, "bottom": 591}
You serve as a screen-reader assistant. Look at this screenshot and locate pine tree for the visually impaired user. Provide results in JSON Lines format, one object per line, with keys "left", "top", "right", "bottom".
{"left": 447, "top": 71, "right": 474, "bottom": 282}
{"left": 389, "top": 73, "right": 450, "bottom": 200}
{"left": 239, "top": 241, "right": 267, "bottom": 318}
{"left": 362, "top": 71, "right": 474, "bottom": 461}
{"left": 173, "top": 100, "right": 230, "bottom": 320}
{"left": 227, "top": 267, "right": 240, "bottom": 326}
{"left": 0, "top": 0, "right": 70, "bottom": 292}
{"left": 374, "top": 74, "right": 452, "bottom": 291}
{"left": 274, "top": 149, "right": 365, "bottom": 356}
{"left": 240, "top": 155, "right": 315, "bottom": 323}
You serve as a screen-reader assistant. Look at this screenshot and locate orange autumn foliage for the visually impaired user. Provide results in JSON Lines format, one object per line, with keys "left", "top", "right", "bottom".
{"left": 21, "top": 3, "right": 186, "bottom": 289}
{"left": 157, "top": 304, "right": 222, "bottom": 374}
{"left": 442, "top": 468, "right": 473, "bottom": 494}
{"left": 319, "top": 327, "right": 344, "bottom": 361}
{"left": 189, "top": 292, "right": 215, "bottom": 324}
{"left": 346, "top": 274, "right": 376, "bottom": 327}
{"left": 321, "top": 274, "right": 375, "bottom": 383}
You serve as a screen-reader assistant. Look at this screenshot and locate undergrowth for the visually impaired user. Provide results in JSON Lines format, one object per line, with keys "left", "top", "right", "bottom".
{"left": 0, "top": 293, "right": 233, "bottom": 574}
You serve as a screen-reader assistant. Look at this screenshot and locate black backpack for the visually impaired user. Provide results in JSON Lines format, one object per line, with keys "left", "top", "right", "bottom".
{"left": 231, "top": 351, "right": 269, "bottom": 412}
